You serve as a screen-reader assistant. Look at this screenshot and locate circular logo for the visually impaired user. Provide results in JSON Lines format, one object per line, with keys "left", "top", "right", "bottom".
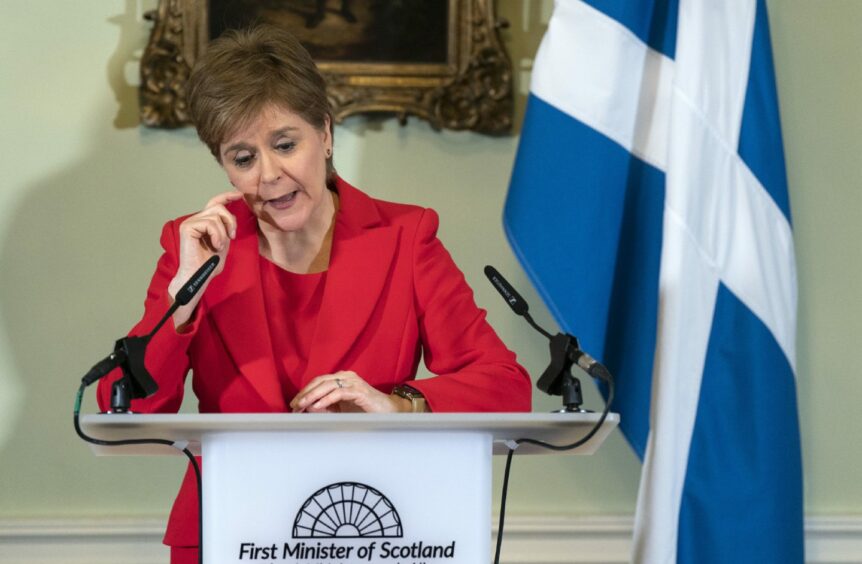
{"left": 293, "top": 482, "right": 403, "bottom": 538}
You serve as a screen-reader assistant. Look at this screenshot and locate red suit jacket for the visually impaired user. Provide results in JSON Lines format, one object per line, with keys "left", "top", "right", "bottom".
{"left": 97, "top": 177, "right": 531, "bottom": 546}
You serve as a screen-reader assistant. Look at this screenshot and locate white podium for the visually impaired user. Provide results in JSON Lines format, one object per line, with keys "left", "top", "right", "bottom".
{"left": 82, "top": 412, "right": 618, "bottom": 563}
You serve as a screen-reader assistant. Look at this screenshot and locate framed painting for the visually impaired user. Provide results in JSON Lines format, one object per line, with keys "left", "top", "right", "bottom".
{"left": 139, "top": 0, "right": 513, "bottom": 133}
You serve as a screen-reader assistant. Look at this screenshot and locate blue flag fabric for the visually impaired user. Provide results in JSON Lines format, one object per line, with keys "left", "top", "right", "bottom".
{"left": 503, "top": 1, "right": 803, "bottom": 562}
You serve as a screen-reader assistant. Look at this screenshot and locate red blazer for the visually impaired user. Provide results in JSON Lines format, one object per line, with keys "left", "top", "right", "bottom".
{"left": 97, "top": 177, "right": 531, "bottom": 546}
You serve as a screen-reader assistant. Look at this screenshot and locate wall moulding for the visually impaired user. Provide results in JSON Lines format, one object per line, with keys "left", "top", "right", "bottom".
{"left": 1, "top": 515, "right": 860, "bottom": 563}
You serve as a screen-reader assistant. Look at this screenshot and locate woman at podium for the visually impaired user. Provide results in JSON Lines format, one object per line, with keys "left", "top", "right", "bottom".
{"left": 97, "top": 24, "right": 531, "bottom": 563}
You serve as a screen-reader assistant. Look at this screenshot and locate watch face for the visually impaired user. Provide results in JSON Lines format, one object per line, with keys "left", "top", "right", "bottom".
{"left": 393, "top": 386, "right": 412, "bottom": 399}
{"left": 391, "top": 385, "right": 410, "bottom": 395}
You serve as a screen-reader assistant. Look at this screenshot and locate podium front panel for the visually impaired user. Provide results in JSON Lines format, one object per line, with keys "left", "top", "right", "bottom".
{"left": 202, "top": 431, "right": 491, "bottom": 564}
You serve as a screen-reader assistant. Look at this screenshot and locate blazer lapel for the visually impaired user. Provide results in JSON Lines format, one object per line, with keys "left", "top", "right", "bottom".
{"left": 304, "top": 181, "right": 400, "bottom": 382}
{"left": 205, "top": 201, "right": 286, "bottom": 412}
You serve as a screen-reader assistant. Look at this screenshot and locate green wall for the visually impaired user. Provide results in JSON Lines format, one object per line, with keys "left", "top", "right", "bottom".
{"left": 0, "top": 0, "right": 858, "bottom": 519}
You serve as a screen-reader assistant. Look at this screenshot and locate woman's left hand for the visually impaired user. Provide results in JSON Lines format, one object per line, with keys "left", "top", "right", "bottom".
{"left": 290, "top": 371, "right": 411, "bottom": 413}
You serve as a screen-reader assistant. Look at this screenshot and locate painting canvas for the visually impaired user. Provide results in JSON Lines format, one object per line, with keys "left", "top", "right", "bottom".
{"left": 209, "top": 0, "right": 449, "bottom": 64}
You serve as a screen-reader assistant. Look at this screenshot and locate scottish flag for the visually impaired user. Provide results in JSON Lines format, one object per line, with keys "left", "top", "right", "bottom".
{"left": 503, "top": 1, "right": 803, "bottom": 562}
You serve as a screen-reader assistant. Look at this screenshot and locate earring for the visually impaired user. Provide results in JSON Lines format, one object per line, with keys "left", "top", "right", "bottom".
{"left": 325, "top": 148, "right": 332, "bottom": 157}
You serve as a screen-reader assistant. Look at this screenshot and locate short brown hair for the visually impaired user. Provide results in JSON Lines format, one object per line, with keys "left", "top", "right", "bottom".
{"left": 186, "top": 25, "right": 332, "bottom": 168}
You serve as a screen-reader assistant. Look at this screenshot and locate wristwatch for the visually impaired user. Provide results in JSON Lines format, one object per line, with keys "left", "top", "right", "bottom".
{"left": 391, "top": 385, "right": 428, "bottom": 413}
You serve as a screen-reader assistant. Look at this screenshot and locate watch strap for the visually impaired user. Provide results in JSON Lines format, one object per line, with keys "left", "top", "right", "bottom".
{"left": 391, "top": 384, "right": 428, "bottom": 413}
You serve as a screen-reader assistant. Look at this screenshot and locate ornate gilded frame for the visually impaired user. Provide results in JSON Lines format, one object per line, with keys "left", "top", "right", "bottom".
{"left": 139, "top": 0, "right": 513, "bottom": 133}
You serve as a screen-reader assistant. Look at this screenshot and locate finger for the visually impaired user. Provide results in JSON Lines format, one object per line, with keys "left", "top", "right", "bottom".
{"left": 293, "top": 379, "right": 346, "bottom": 411}
{"left": 205, "top": 190, "right": 244, "bottom": 209}
{"left": 300, "top": 374, "right": 331, "bottom": 391}
{"left": 186, "top": 216, "right": 230, "bottom": 252}
{"left": 307, "top": 388, "right": 359, "bottom": 412}
{"left": 290, "top": 376, "right": 329, "bottom": 410}
{"left": 293, "top": 372, "right": 351, "bottom": 401}
{"left": 291, "top": 372, "right": 362, "bottom": 411}
{"left": 290, "top": 379, "right": 322, "bottom": 411}
{"left": 198, "top": 216, "right": 230, "bottom": 252}
{"left": 199, "top": 204, "right": 238, "bottom": 239}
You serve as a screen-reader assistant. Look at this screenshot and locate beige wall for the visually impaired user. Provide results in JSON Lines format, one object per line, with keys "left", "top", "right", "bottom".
{"left": 0, "top": 0, "right": 858, "bottom": 520}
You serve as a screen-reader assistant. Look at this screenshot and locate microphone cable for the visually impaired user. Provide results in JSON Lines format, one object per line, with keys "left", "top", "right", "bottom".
{"left": 73, "top": 256, "right": 218, "bottom": 564}
{"left": 493, "top": 377, "right": 614, "bottom": 564}
{"left": 483, "top": 266, "right": 617, "bottom": 564}
{"left": 73, "top": 385, "right": 203, "bottom": 564}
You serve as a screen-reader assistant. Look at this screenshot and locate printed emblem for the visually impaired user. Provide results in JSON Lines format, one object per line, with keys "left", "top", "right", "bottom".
{"left": 292, "top": 482, "right": 403, "bottom": 538}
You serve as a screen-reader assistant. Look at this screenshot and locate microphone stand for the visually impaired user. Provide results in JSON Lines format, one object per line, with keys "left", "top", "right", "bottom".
{"left": 75, "top": 255, "right": 219, "bottom": 564}
{"left": 484, "top": 266, "right": 617, "bottom": 564}
{"left": 79, "top": 255, "right": 220, "bottom": 410}
{"left": 108, "top": 336, "right": 156, "bottom": 413}
{"left": 107, "top": 300, "right": 181, "bottom": 412}
{"left": 536, "top": 333, "right": 587, "bottom": 413}
{"left": 484, "top": 265, "right": 608, "bottom": 412}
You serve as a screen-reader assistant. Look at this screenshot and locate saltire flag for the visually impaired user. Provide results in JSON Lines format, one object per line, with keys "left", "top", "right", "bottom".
{"left": 503, "top": 1, "right": 803, "bottom": 562}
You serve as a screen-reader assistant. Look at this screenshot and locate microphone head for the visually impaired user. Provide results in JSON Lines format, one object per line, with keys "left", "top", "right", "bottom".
{"left": 484, "top": 265, "right": 529, "bottom": 316}
{"left": 175, "top": 255, "right": 220, "bottom": 306}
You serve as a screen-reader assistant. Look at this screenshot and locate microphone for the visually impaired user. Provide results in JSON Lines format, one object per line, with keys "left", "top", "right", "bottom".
{"left": 484, "top": 265, "right": 612, "bottom": 385}
{"left": 484, "top": 266, "right": 552, "bottom": 339}
{"left": 174, "top": 255, "right": 220, "bottom": 306}
{"left": 80, "top": 255, "right": 221, "bottom": 393}
{"left": 484, "top": 265, "right": 528, "bottom": 316}
{"left": 145, "top": 255, "right": 220, "bottom": 340}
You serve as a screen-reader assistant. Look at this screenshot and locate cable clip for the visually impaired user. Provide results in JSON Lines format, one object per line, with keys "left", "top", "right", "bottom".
{"left": 171, "top": 440, "right": 190, "bottom": 452}
{"left": 504, "top": 440, "right": 519, "bottom": 451}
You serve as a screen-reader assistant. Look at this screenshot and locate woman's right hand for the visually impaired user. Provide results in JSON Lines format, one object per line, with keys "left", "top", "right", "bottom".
{"left": 167, "top": 191, "right": 245, "bottom": 329}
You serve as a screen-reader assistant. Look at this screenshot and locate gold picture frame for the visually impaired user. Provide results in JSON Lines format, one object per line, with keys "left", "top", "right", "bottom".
{"left": 139, "top": 0, "right": 513, "bottom": 133}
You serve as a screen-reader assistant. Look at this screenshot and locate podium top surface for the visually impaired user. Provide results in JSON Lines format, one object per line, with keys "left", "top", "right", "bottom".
{"left": 81, "top": 412, "right": 619, "bottom": 456}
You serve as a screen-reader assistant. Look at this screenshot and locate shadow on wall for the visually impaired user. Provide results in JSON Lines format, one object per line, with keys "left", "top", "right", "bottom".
{"left": 0, "top": 0, "right": 214, "bottom": 508}
{"left": 0, "top": 121, "right": 213, "bottom": 508}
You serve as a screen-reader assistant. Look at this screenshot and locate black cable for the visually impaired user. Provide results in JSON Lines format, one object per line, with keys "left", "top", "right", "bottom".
{"left": 519, "top": 379, "right": 614, "bottom": 452}
{"left": 493, "top": 378, "right": 614, "bottom": 564}
{"left": 494, "top": 448, "right": 516, "bottom": 562}
{"left": 73, "top": 257, "right": 218, "bottom": 564}
{"left": 74, "top": 385, "right": 204, "bottom": 564}
{"left": 523, "top": 311, "right": 553, "bottom": 340}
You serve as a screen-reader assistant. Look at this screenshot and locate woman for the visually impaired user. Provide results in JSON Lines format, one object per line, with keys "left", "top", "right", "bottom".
{"left": 97, "top": 25, "right": 531, "bottom": 562}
